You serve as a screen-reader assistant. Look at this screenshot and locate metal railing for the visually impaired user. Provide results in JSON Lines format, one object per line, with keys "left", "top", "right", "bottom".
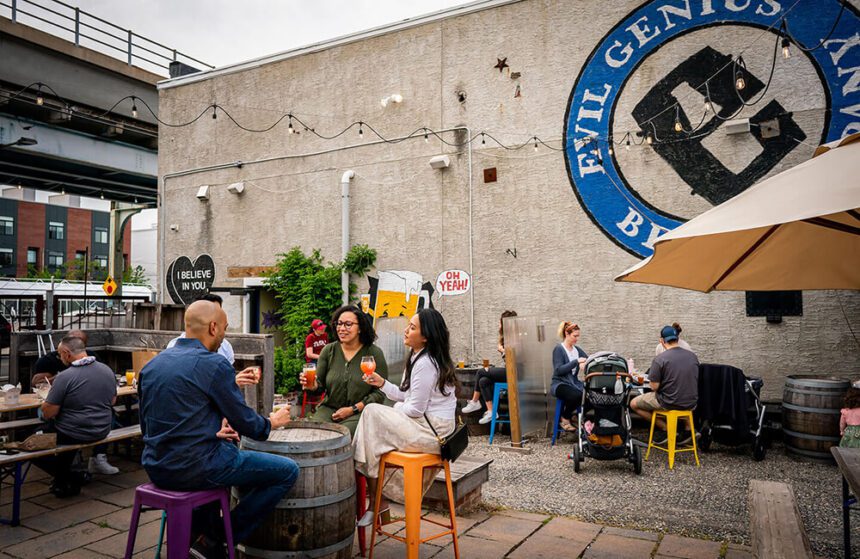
{"left": 0, "top": 0, "right": 214, "bottom": 76}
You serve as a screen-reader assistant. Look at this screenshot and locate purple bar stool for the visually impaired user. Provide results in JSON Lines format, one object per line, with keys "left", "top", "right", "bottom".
{"left": 124, "top": 483, "right": 235, "bottom": 559}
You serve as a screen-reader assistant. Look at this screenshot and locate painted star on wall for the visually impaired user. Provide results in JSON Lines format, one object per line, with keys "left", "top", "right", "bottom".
{"left": 494, "top": 57, "right": 508, "bottom": 73}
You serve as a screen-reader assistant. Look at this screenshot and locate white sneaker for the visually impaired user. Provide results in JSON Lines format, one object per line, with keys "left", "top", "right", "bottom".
{"left": 89, "top": 454, "right": 119, "bottom": 475}
{"left": 478, "top": 410, "right": 496, "bottom": 425}
{"left": 461, "top": 400, "right": 482, "bottom": 414}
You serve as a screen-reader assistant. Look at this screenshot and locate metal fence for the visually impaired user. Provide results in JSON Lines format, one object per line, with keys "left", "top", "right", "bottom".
{"left": 0, "top": 0, "right": 213, "bottom": 76}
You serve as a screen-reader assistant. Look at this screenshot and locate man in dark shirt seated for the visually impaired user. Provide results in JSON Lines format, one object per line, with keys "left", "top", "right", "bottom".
{"left": 139, "top": 300, "right": 296, "bottom": 558}
{"left": 630, "top": 325, "right": 699, "bottom": 444}
{"left": 36, "top": 335, "right": 117, "bottom": 497}
{"left": 31, "top": 329, "right": 89, "bottom": 387}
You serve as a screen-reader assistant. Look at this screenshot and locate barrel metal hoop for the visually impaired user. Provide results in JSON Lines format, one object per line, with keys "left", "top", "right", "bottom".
{"left": 278, "top": 485, "right": 355, "bottom": 509}
{"left": 782, "top": 402, "right": 841, "bottom": 415}
{"left": 237, "top": 533, "right": 354, "bottom": 558}
{"left": 785, "top": 445, "right": 837, "bottom": 460}
{"left": 291, "top": 452, "right": 354, "bottom": 468}
{"left": 786, "top": 378, "right": 850, "bottom": 389}
{"left": 784, "top": 387, "right": 847, "bottom": 396}
{"left": 782, "top": 428, "right": 841, "bottom": 442}
{"left": 244, "top": 438, "right": 350, "bottom": 453}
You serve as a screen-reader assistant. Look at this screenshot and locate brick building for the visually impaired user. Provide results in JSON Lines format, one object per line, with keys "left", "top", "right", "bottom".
{"left": 0, "top": 190, "right": 130, "bottom": 278}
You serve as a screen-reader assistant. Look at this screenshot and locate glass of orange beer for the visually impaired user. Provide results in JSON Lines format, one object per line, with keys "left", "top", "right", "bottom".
{"left": 303, "top": 363, "right": 316, "bottom": 388}
{"left": 360, "top": 356, "right": 376, "bottom": 379}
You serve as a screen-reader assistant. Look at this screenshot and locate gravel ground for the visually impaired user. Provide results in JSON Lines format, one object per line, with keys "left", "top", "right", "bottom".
{"left": 466, "top": 428, "right": 847, "bottom": 558}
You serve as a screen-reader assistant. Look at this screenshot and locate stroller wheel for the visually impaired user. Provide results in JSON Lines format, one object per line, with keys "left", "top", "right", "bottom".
{"left": 753, "top": 437, "right": 766, "bottom": 461}
{"left": 633, "top": 444, "right": 642, "bottom": 475}
{"left": 572, "top": 445, "right": 581, "bottom": 473}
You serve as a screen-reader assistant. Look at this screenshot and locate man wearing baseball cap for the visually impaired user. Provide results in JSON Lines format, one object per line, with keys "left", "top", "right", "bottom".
{"left": 630, "top": 325, "right": 699, "bottom": 444}
{"left": 305, "top": 319, "right": 329, "bottom": 364}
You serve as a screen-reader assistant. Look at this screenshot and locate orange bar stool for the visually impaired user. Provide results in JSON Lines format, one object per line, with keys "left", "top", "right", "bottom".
{"left": 645, "top": 409, "right": 700, "bottom": 469}
{"left": 368, "top": 451, "right": 460, "bottom": 559}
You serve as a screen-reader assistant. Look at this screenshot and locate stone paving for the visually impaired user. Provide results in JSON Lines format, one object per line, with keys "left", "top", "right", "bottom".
{"left": 0, "top": 453, "right": 756, "bottom": 558}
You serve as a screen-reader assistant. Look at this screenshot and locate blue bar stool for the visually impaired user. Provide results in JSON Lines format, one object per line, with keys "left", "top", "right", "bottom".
{"left": 488, "top": 383, "right": 511, "bottom": 445}
{"left": 550, "top": 399, "right": 582, "bottom": 446}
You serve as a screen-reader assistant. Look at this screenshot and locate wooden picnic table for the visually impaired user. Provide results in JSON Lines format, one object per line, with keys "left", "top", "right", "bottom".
{"left": 0, "top": 385, "right": 137, "bottom": 415}
{"left": 832, "top": 446, "right": 860, "bottom": 559}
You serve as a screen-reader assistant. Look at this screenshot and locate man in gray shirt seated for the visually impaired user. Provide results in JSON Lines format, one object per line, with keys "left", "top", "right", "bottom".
{"left": 630, "top": 325, "right": 699, "bottom": 444}
{"left": 35, "top": 335, "right": 118, "bottom": 497}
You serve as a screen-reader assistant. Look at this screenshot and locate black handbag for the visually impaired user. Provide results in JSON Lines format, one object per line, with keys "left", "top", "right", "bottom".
{"left": 425, "top": 413, "right": 468, "bottom": 462}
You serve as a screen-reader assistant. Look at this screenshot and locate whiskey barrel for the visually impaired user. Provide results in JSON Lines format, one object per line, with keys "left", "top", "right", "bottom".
{"left": 782, "top": 375, "right": 849, "bottom": 461}
{"left": 237, "top": 422, "right": 355, "bottom": 558}
{"left": 455, "top": 367, "right": 490, "bottom": 435}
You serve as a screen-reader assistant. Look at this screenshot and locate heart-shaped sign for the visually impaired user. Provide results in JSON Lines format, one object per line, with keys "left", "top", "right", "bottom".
{"left": 166, "top": 254, "right": 216, "bottom": 305}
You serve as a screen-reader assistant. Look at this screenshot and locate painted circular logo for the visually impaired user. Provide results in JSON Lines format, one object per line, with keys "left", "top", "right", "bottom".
{"left": 564, "top": 0, "right": 860, "bottom": 258}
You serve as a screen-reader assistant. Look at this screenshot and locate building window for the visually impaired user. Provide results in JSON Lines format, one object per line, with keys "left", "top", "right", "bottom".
{"left": 94, "top": 227, "right": 108, "bottom": 244}
{"left": 47, "top": 252, "right": 63, "bottom": 268}
{"left": 0, "top": 216, "right": 13, "bottom": 236}
{"left": 48, "top": 221, "right": 64, "bottom": 240}
{"left": 75, "top": 251, "right": 87, "bottom": 261}
{"left": 95, "top": 257, "right": 108, "bottom": 268}
{"left": 0, "top": 248, "right": 11, "bottom": 266}
{"left": 27, "top": 248, "right": 38, "bottom": 266}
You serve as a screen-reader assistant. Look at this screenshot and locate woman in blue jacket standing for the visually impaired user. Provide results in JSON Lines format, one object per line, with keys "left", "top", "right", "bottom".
{"left": 550, "top": 321, "right": 588, "bottom": 432}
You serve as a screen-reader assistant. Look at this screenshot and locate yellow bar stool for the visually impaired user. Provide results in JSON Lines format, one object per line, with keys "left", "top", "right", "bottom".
{"left": 645, "top": 409, "right": 700, "bottom": 469}
{"left": 369, "top": 451, "right": 460, "bottom": 559}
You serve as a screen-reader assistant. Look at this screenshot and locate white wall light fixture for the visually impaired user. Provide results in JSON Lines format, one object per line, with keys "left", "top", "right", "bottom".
{"left": 429, "top": 155, "right": 450, "bottom": 169}
{"left": 196, "top": 185, "right": 210, "bottom": 200}
{"left": 380, "top": 94, "right": 403, "bottom": 108}
{"left": 227, "top": 182, "right": 245, "bottom": 195}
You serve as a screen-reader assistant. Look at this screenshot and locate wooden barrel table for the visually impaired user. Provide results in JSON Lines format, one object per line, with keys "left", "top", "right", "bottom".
{"left": 237, "top": 422, "right": 355, "bottom": 558}
{"left": 782, "top": 375, "right": 849, "bottom": 461}
{"left": 456, "top": 367, "right": 490, "bottom": 435}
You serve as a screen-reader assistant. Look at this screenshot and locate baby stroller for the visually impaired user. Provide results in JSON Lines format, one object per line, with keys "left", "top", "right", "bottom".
{"left": 568, "top": 352, "right": 642, "bottom": 474}
{"left": 695, "top": 363, "right": 769, "bottom": 461}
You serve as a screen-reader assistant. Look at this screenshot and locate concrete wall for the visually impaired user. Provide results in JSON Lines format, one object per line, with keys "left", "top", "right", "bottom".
{"left": 158, "top": 0, "right": 860, "bottom": 399}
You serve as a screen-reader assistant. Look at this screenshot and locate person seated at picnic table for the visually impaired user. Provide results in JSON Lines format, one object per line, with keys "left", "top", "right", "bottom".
{"left": 630, "top": 325, "right": 699, "bottom": 444}
{"left": 31, "top": 329, "right": 90, "bottom": 387}
{"left": 353, "top": 308, "right": 457, "bottom": 526}
{"left": 654, "top": 322, "right": 692, "bottom": 356}
{"left": 460, "top": 309, "right": 517, "bottom": 424}
{"left": 839, "top": 382, "right": 860, "bottom": 448}
{"left": 305, "top": 318, "right": 329, "bottom": 364}
{"left": 299, "top": 305, "right": 388, "bottom": 436}
{"left": 139, "top": 300, "right": 297, "bottom": 558}
{"left": 551, "top": 321, "right": 588, "bottom": 431}
{"left": 33, "top": 335, "right": 117, "bottom": 497}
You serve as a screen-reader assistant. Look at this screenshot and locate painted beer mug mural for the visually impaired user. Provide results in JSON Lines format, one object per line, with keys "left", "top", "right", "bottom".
{"left": 366, "top": 270, "right": 434, "bottom": 322}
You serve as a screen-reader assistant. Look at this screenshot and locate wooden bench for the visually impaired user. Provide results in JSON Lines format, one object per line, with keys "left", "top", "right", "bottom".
{"left": 0, "top": 417, "right": 45, "bottom": 433}
{"left": 748, "top": 479, "right": 813, "bottom": 558}
{"left": 424, "top": 456, "right": 492, "bottom": 513}
{"left": 0, "top": 425, "right": 141, "bottom": 527}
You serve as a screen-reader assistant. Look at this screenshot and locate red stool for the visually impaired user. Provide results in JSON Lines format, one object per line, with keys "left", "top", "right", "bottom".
{"left": 301, "top": 390, "right": 326, "bottom": 417}
{"left": 124, "top": 483, "right": 235, "bottom": 559}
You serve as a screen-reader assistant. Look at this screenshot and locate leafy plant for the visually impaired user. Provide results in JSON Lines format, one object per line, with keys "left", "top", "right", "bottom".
{"left": 264, "top": 245, "right": 376, "bottom": 394}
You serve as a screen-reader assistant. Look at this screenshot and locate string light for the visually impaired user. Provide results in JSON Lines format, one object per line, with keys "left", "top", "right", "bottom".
{"left": 424, "top": 128, "right": 429, "bottom": 143}
{"left": 358, "top": 122, "right": 364, "bottom": 138}
{"left": 481, "top": 133, "right": 486, "bottom": 146}
{"left": 646, "top": 134, "right": 654, "bottom": 145}
{"left": 60, "top": 188, "right": 65, "bottom": 195}
{"left": 533, "top": 137, "right": 538, "bottom": 152}
{"left": 734, "top": 56, "right": 747, "bottom": 91}
{"left": 36, "top": 84, "right": 44, "bottom": 106}
{"left": 211, "top": 106, "right": 217, "bottom": 119}
{"left": 131, "top": 97, "right": 138, "bottom": 118}
{"left": 99, "top": 191, "right": 105, "bottom": 199}
{"left": 607, "top": 143, "right": 614, "bottom": 156}
{"left": 625, "top": 135, "right": 631, "bottom": 151}
{"left": 780, "top": 21, "right": 792, "bottom": 59}
{"left": 674, "top": 106, "right": 683, "bottom": 133}
{"left": 287, "top": 114, "right": 294, "bottom": 134}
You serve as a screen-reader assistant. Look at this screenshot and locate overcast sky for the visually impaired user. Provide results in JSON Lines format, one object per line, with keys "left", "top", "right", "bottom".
{"left": 52, "top": 0, "right": 477, "bottom": 69}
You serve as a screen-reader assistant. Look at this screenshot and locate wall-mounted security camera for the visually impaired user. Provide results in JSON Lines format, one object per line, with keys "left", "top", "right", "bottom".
{"left": 429, "top": 155, "right": 450, "bottom": 169}
{"left": 196, "top": 185, "right": 210, "bottom": 200}
{"left": 169, "top": 224, "right": 180, "bottom": 231}
{"left": 227, "top": 182, "right": 245, "bottom": 195}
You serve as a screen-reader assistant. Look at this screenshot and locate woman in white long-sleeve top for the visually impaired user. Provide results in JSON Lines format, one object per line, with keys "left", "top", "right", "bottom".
{"left": 353, "top": 308, "right": 457, "bottom": 526}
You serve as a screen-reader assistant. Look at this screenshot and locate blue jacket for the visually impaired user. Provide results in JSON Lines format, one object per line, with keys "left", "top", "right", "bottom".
{"left": 550, "top": 343, "right": 588, "bottom": 396}
{"left": 138, "top": 338, "right": 271, "bottom": 486}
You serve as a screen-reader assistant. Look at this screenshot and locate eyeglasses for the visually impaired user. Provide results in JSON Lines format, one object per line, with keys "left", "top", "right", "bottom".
{"left": 336, "top": 321, "right": 357, "bottom": 329}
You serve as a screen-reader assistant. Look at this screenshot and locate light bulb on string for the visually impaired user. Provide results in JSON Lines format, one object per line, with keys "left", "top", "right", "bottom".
{"left": 358, "top": 122, "right": 364, "bottom": 139}
{"left": 646, "top": 134, "right": 654, "bottom": 145}
{"left": 61, "top": 188, "right": 65, "bottom": 195}
{"left": 16, "top": 184, "right": 22, "bottom": 190}
{"left": 781, "top": 22, "right": 791, "bottom": 59}
{"left": 287, "top": 114, "right": 294, "bottom": 134}
{"left": 36, "top": 84, "right": 44, "bottom": 106}
{"left": 607, "top": 142, "right": 614, "bottom": 156}
{"left": 674, "top": 106, "right": 683, "bottom": 133}
{"left": 734, "top": 56, "right": 746, "bottom": 91}
{"left": 481, "top": 133, "right": 486, "bottom": 146}
{"left": 131, "top": 97, "right": 138, "bottom": 118}
{"left": 533, "top": 137, "right": 538, "bottom": 152}
{"left": 100, "top": 191, "right": 105, "bottom": 200}
{"left": 424, "top": 129, "right": 429, "bottom": 143}
{"left": 134, "top": 197, "right": 139, "bottom": 204}
{"left": 625, "top": 135, "right": 631, "bottom": 151}
{"left": 211, "top": 106, "right": 217, "bottom": 120}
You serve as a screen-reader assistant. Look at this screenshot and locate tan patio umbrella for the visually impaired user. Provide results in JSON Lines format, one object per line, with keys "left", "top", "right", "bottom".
{"left": 615, "top": 133, "right": 860, "bottom": 292}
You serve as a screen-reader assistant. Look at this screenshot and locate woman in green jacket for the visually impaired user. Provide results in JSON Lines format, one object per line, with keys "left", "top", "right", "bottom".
{"left": 300, "top": 305, "right": 388, "bottom": 436}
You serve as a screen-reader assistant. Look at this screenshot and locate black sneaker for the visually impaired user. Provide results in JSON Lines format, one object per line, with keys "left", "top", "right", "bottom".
{"left": 651, "top": 431, "right": 668, "bottom": 446}
{"left": 49, "top": 481, "right": 81, "bottom": 498}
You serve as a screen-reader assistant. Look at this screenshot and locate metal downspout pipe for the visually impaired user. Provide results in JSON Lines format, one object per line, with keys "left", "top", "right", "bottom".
{"left": 341, "top": 170, "right": 355, "bottom": 305}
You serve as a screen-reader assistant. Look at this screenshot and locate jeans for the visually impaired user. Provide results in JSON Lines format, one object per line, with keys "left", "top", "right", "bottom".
{"left": 476, "top": 367, "right": 508, "bottom": 403}
{"left": 198, "top": 449, "right": 299, "bottom": 545}
{"left": 554, "top": 383, "right": 584, "bottom": 421}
